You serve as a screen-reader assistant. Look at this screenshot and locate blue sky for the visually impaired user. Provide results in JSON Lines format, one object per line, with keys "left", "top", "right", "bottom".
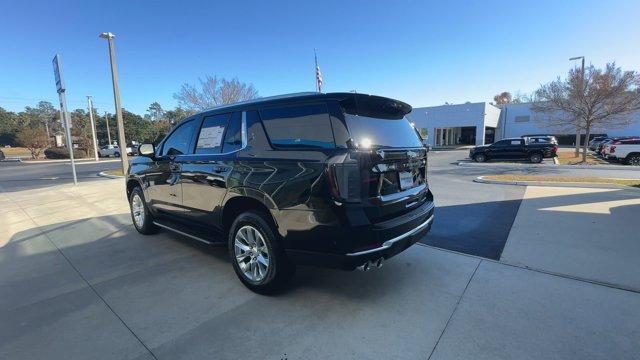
{"left": 1, "top": 0, "right": 639, "bottom": 115}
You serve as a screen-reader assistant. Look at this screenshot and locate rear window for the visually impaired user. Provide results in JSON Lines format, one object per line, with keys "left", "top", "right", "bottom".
{"left": 260, "top": 104, "right": 335, "bottom": 149}
{"left": 344, "top": 115, "right": 422, "bottom": 148}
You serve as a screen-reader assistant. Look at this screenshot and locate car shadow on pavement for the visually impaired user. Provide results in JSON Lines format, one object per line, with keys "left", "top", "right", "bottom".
{"left": 420, "top": 199, "right": 523, "bottom": 260}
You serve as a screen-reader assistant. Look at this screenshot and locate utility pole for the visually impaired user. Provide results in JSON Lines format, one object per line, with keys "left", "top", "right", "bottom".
{"left": 569, "top": 56, "right": 585, "bottom": 157}
{"left": 87, "top": 96, "right": 99, "bottom": 162}
{"left": 104, "top": 111, "right": 112, "bottom": 145}
{"left": 100, "top": 32, "right": 128, "bottom": 173}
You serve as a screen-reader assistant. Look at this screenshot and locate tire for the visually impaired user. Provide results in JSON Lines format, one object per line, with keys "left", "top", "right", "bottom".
{"left": 114, "top": 152, "right": 121, "bottom": 158}
{"left": 129, "top": 186, "right": 158, "bottom": 235}
{"left": 626, "top": 155, "right": 640, "bottom": 166}
{"left": 474, "top": 154, "right": 487, "bottom": 162}
{"left": 529, "top": 153, "right": 542, "bottom": 163}
{"left": 228, "top": 211, "right": 295, "bottom": 294}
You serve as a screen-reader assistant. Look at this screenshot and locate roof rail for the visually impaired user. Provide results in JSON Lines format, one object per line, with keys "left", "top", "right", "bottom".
{"left": 202, "top": 92, "right": 320, "bottom": 112}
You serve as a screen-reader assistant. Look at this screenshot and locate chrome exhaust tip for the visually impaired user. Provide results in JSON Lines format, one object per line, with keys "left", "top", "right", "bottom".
{"left": 357, "top": 261, "right": 372, "bottom": 272}
{"left": 375, "top": 257, "right": 384, "bottom": 269}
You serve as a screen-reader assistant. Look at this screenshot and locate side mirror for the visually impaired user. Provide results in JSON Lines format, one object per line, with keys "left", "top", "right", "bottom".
{"left": 138, "top": 144, "right": 155, "bottom": 158}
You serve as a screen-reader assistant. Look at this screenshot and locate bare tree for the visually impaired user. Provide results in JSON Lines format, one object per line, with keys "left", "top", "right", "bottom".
{"left": 512, "top": 91, "right": 532, "bottom": 104}
{"left": 174, "top": 76, "right": 259, "bottom": 111}
{"left": 493, "top": 91, "right": 512, "bottom": 104}
{"left": 17, "top": 127, "right": 49, "bottom": 159}
{"left": 532, "top": 63, "right": 640, "bottom": 162}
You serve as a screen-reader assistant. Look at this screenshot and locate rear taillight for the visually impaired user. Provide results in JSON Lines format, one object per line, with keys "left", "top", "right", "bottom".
{"left": 610, "top": 146, "right": 616, "bottom": 153}
{"left": 553, "top": 145, "right": 558, "bottom": 152}
{"left": 327, "top": 163, "right": 362, "bottom": 203}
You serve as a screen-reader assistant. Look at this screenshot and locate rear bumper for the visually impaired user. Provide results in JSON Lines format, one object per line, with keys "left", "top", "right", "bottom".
{"left": 285, "top": 201, "right": 435, "bottom": 270}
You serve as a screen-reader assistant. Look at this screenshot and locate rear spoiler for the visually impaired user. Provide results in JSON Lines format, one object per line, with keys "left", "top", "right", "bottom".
{"left": 338, "top": 93, "right": 412, "bottom": 119}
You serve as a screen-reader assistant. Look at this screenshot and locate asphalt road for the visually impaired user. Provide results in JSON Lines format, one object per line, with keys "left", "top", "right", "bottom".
{"left": 0, "top": 160, "right": 121, "bottom": 192}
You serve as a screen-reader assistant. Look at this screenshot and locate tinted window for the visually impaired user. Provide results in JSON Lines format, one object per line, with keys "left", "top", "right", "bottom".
{"left": 510, "top": 140, "right": 523, "bottom": 145}
{"left": 161, "top": 119, "right": 198, "bottom": 156}
{"left": 344, "top": 114, "right": 422, "bottom": 148}
{"left": 493, "top": 140, "right": 511, "bottom": 147}
{"left": 261, "top": 104, "right": 335, "bottom": 149}
{"left": 195, "top": 114, "right": 230, "bottom": 154}
{"left": 222, "top": 112, "right": 243, "bottom": 153}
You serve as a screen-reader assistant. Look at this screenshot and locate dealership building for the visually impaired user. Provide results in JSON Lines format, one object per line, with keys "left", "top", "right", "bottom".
{"left": 406, "top": 102, "right": 640, "bottom": 147}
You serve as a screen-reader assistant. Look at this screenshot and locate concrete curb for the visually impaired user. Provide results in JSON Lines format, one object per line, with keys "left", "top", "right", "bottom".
{"left": 97, "top": 171, "right": 125, "bottom": 179}
{"left": 0, "top": 157, "right": 23, "bottom": 163}
{"left": 23, "top": 158, "right": 121, "bottom": 164}
{"left": 459, "top": 160, "right": 639, "bottom": 171}
{"left": 473, "top": 176, "right": 640, "bottom": 191}
{"left": 458, "top": 161, "right": 554, "bottom": 168}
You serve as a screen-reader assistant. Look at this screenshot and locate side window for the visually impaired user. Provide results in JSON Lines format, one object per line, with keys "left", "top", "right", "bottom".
{"left": 195, "top": 113, "right": 231, "bottom": 154}
{"left": 260, "top": 103, "right": 335, "bottom": 149}
{"left": 161, "top": 119, "right": 198, "bottom": 156}
{"left": 222, "top": 112, "right": 243, "bottom": 153}
{"left": 493, "top": 140, "right": 510, "bottom": 147}
{"left": 510, "top": 140, "right": 522, "bottom": 145}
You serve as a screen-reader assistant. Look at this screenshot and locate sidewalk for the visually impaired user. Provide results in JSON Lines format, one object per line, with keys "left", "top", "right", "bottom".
{"left": 1, "top": 180, "right": 639, "bottom": 359}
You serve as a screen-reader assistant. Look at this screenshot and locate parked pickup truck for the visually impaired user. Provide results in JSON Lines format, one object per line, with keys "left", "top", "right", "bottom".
{"left": 603, "top": 138, "right": 640, "bottom": 165}
{"left": 470, "top": 138, "right": 557, "bottom": 163}
{"left": 98, "top": 144, "right": 133, "bottom": 157}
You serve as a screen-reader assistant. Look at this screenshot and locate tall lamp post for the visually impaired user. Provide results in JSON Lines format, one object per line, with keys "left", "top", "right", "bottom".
{"left": 99, "top": 32, "right": 128, "bottom": 173}
{"left": 86, "top": 96, "right": 99, "bottom": 162}
{"left": 569, "top": 56, "right": 585, "bottom": 157}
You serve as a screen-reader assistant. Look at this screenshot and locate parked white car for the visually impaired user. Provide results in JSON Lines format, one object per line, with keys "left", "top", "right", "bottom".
{"left": 98, "top": 145, "right": 133, "bottom": 157}
{"left": 605, "top": 138, "right": 640, "bottom": 165}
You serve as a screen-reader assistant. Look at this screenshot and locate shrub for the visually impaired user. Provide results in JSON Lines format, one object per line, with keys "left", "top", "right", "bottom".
{"left": 44, "top": 147, "right": 87, "bottom": 159}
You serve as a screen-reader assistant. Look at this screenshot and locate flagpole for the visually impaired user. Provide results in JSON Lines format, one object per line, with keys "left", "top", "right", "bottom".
{"left": 314, "top": 49, "right": 319, "bottom": 92}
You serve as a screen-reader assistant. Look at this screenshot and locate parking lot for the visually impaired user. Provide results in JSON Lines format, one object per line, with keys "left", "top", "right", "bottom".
{"left": 2, "top": 151, "right": 640, "bottom": 359}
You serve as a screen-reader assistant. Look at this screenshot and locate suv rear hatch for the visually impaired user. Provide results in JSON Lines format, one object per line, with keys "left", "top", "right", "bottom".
{"left": 327, "top": 94, "right": 431, "bottom": 224}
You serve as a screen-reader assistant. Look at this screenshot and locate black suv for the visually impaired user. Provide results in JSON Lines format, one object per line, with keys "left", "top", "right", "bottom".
{"left": 127, "top": 92, "right": 434, "bottom": 293}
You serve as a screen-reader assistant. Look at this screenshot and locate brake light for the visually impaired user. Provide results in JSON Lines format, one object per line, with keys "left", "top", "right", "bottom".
{"left": 327, "top": 163, "right": 362, "bottom": 203}
{"left": 610, "top": 146, "right": 616, "bottom": 153}
{"left": 552, "top": 145, "right": 558, "bottom": 152}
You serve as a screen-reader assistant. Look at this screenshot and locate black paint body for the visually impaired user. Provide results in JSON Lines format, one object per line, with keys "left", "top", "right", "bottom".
{"left": 127, "top": 92, "right": 434, "bottom": 270}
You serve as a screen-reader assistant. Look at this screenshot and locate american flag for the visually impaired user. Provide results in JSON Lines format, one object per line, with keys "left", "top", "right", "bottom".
{"left": 315, "top": 50, "right": 323, "bottom": 93}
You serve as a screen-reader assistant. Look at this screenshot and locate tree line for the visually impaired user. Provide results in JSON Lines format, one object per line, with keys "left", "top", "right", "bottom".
{"left": 0, "top": 76, "right": 258, "bottom": 158}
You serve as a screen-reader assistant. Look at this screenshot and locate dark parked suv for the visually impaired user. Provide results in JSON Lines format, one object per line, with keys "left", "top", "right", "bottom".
{"left": 127, "top": 92, "right": 434, "bottom": 293}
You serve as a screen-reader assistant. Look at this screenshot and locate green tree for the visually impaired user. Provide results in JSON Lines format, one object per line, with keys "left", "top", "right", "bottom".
{"left": 145, "top": 102, "right": 165, "bottom": 122}
{"left": 16, "top": 127, "right": 48, "bottom": 159}
{"left": 0, "top": 107, "right": 19, "bottom": 146}
{"left": 164, "top": 106, "right": 193, "bottom": 125}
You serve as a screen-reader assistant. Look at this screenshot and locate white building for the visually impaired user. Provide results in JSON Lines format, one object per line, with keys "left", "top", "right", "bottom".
{"left": 407, "top": 102, "right": 640, "bottom": 147}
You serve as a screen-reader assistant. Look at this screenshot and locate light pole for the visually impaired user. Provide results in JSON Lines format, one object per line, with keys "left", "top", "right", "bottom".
{"left": 99, "top": 32, "right": 128, "bottom": 173}
{"left": 569, "top": 56, "right": 585, "bottom": 157}
{"left": 104, "top": 111, "right": 112, "bottom": 145}
{"left": 87, "top": 96, "right": 99, "bottom": 162}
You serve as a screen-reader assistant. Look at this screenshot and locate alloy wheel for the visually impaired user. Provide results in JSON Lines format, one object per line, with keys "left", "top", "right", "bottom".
{"left": 131, "top": 194, "right": 145, "bottom": 228}
{"left": 234, "top": 225, "right": 270, "bottom": 282}
{"left": 629, "top": 156, "right": 640, "bottom": 166}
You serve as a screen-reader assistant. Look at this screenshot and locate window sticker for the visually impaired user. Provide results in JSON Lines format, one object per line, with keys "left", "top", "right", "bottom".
{"left": 197, "top": 126, "right": 225, "bottom": 148}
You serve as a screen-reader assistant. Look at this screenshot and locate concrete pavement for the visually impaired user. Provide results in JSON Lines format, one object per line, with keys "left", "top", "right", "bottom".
{"left": 2, "top": 176, "right": 640, "bottom": 359}
{"left": 501, "top": 186, "right": 640, "bottom": 291}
